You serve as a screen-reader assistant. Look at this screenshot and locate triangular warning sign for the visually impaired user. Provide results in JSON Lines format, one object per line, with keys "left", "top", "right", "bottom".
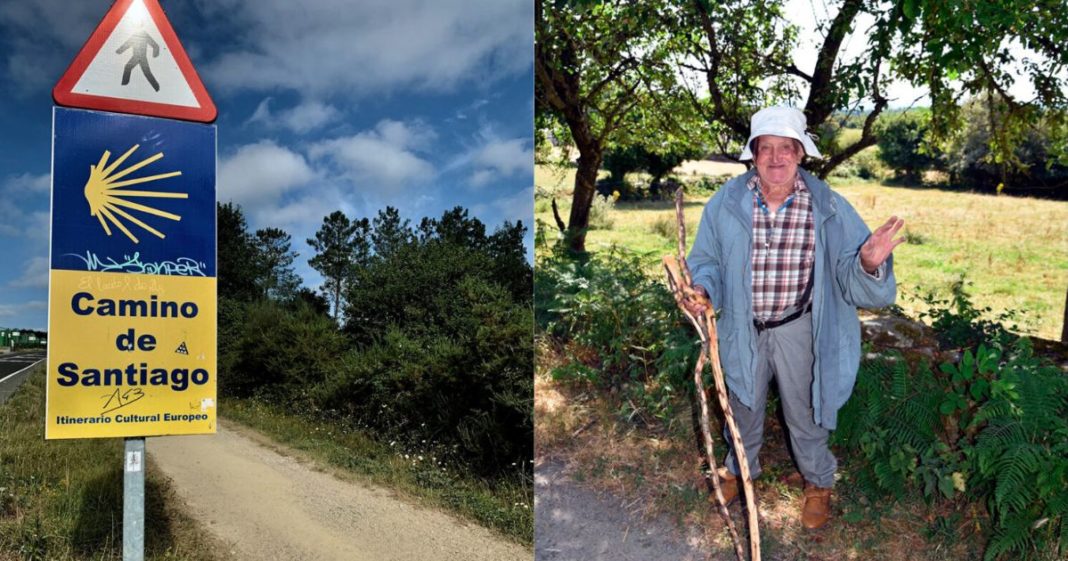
{"left": 53, "top": 0, "right": 216, "bottom": 123}
{"left": 175, "top": 342, "right": 189, "bottom": 355}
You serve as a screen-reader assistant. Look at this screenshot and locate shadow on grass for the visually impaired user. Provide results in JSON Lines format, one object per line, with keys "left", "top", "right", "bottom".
{"left": 71, "top": 462, "right": 185, "bottom": 557}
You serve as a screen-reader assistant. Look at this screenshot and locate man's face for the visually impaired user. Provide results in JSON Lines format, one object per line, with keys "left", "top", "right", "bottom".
{"left": 753, "top": 135, "right": 803, "bottom": 188}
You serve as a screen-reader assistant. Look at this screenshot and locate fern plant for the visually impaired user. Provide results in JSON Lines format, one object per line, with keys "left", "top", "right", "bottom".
{"left": 836, "top": 303, "right": 1067, "bottom": 560}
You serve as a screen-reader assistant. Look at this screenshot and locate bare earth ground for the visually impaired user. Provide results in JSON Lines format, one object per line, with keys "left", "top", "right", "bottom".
{"left": 150, "top": 421, "right": 528, "bottom": 561}
{"left": 535, "top": 458, "right": 705, "bottom": 561}
{"left": 534, "top": 318, "right": 1000, "bottom": 561}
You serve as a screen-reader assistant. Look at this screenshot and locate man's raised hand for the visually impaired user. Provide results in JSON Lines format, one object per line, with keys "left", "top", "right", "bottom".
{"left": 860, "top": 216, "right": 906, "bottom": 274}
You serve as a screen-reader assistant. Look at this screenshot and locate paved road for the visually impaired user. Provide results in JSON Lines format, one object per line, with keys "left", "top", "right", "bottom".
{"left": 0, "top": 350, "right": 45, "bottom": 404}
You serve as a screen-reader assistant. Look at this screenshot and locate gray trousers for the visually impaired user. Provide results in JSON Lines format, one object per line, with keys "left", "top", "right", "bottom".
{"left": 723, "top": 311, "right": 837, "bottom": 488}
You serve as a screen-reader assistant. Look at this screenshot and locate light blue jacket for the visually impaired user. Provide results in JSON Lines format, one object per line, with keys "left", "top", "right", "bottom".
{"left": 688, "top": 168, "right": 897, "bottom": 429}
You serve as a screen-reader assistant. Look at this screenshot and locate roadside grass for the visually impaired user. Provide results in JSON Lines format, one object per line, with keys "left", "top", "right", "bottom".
{"left": 0, "top": 368, "right": 224, "bottom": 561}
{"left": 536, "top": 164, "right": 1068, "bottom": 341}
{"left": 220, "top": 399, "right": 533, "bottom": 546}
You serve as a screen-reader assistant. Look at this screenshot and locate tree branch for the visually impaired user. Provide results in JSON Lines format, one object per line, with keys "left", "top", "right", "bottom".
{"left": 803, "top": 0, "right": 863, "bottom": 126}
{"left": 550, "top": 198, "right": 567, "bottom": 233}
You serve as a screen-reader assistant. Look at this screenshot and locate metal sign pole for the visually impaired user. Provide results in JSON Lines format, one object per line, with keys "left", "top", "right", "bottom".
{"left": 123, "top": 437, "right": 145, "bottom": 561}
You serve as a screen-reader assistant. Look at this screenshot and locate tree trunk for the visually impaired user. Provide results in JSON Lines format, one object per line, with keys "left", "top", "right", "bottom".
{"left": 567, "top": 149, "right": 602, "bottom": 254}
{"left": 1061, "top": 283, "right": 1068, "bottom": 343}
{"left": 333, "top": 284, "right": 342, "bottom": 323}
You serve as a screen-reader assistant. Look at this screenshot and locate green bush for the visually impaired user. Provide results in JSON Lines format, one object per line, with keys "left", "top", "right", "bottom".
{"left": 835, "top": 287, "right": 1066, "bottom": 561}
{"left": 876, "top": 110, "right": 938, "bottom": 180}
{"left": 215, "top": 204, "right": 532, "bottom": 483}
{"left": 220, "top": 299, "right": 346, "bottom": 400}
{"left": 318, "top": 278, "right": 533, "bottom": 474}
{"left": 831, "top": 147, "right": 889, "bottom": 180}
{"left": 588, "top": 192, "right": 617, "bottom": 230}
{"left": 650, "top": 214, "right": 676, "bottom": 239}
{"left": 941, "top": 96, "right": 1068, "bottom": 195}
{"left": 535, "top": 248, "right": 696, "bottom": 423}
{"left": 915, "top": 276, "right": 1017, "bottom": 350}
{"left": 684, "top": 175, "right": 724, "bottom": 196}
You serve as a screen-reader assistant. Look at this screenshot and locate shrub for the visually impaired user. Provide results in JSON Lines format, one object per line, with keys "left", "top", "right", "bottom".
{"left": 650, "top": 214, "right": 676, "bottom": 239}
{"left": 877, "top": 110, "right": 938, "bottom": 180}
{"left": 832, "top": 147, "right": 889, "bottom": 180}
{"left": 220, "top": 299, "right": 346, "bottom": 401}
{"left": 683, "top": 174, "right": 728, "bottom": 197}
{"left": 915, "top": 276, "right": 1017, "bottom": 350}
{"left": 588, "top": 192, "right": 618, "bottom": 230}
{"left": 835, "top": 286, "right": 1066, "bottom": 561}
{"left": 941, "top": 97, "right": 1068, "bottom": 195}
{"left": 602, "top": 144, "right": 703, "bottom": 200}
{"left": 318, "top": 278, "right": 533, "bottom": 474}
{"left": 535, "top": 248, "right": 697, "bottom": 423}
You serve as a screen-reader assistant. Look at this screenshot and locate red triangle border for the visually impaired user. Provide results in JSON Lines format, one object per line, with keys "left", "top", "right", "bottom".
{"left": 52, "top": 0, "right": 217, "bottom": 123}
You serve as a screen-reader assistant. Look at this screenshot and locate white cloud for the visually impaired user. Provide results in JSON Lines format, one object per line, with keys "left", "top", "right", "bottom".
{"left": 217, "top": 141, "right": 317, "bottom": 207}
{"left": 471, "top": 185, "right": 533, "bottom": 227}
{"left": 0, "top": 300, "right": 47, "bottom": 319}
{"left": 309, "top": 120, "right": 436, "bottom": 191}
{"left": 0, "top": 0, "right": 110, "bottom": 95}
{"left": 453, "top": 98, "right": 490, "bottom": 121}
{"left": 469, "top": 169, "right": 496, "bottom": 188}
{"left": 474, "top": 139, "right": 533, "bottom": 175}
{"left": 247, "top": 98, "right": 342, "bottom": 133}
{"left": 1, "top": 172, "right": 50, "bottom": 196}
{"left": 9, "top": 256, "right": 48, "bottom": 288}
{"left": 255, "top": 189, "right": 358, "bottom": 234}
{"left": 202, "top": 0, "right": 531, "bottom": 97}
{"left": 0, "top": 173, "right": 50, "bottom": 239}
{"left": 445, "top": 134, "right": 532, "bottom": 189}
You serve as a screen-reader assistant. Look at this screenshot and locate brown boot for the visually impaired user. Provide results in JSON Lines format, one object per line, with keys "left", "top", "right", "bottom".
{"left": 801, "top": 482, "right": 832, "bottom": 529}
{"left": 708, "top": 467, "right": 740, "bottom": 506}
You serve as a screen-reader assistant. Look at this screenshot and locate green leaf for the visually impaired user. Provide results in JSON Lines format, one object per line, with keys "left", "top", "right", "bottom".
{"left": 902, "top": 0, "right": 917, "bottom": 19}
{"left": 940, "top": 399, "right": 957, "bottom": 415}
{"left": 971, "top": 379, "right": 989, "bottom": 401}
{"left": 939, "top": 474, "right": 956, "bottom": 498}
{"left": 961, "top": 350, "right": 975, "bottom": 381}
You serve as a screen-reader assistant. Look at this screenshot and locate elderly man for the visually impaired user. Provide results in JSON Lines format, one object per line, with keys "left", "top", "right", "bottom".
{"left": 684, "top": 106, "right": 904, "bottom": 529}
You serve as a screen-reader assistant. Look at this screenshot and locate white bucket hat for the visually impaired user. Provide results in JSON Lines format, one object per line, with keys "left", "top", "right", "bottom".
{"left": 738, "top": 106, "right": 822, "bottom": 161}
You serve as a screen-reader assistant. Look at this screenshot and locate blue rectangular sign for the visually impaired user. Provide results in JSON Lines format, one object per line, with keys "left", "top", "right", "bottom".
{"left": 51, "top": 107, "right": 215, "bottom": 277}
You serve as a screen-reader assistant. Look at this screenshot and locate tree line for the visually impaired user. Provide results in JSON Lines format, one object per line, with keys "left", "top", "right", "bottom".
{"left": 217, "top": 202, "right": 532, "bottom": 476}
{"left": 536, "top": 0, "right": 1068, "bottom": 253}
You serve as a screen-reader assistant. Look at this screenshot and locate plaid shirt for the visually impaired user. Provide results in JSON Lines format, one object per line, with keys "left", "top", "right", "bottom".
{"left": 748, "top": 174, "right": 815, "bottom": 322}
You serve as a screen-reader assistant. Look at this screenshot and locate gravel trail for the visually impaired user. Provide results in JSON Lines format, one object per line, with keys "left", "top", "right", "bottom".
{"left": 150, "top": 422, "right": 529, "bottom": 561}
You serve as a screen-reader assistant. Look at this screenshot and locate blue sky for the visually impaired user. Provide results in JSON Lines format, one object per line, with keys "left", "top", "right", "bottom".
{"left": 0, "top": 0, "right": 534, "bottom": 331}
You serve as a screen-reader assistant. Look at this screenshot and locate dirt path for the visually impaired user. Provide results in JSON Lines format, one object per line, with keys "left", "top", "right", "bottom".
{"left": 535, "top": 459, "right": 706, "bottom": 561}
{"left": 149, "top": 422, "right": 529, "bottom": 561}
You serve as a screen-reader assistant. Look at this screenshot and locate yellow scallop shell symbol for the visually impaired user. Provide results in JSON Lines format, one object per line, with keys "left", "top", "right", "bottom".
{"left": 84, "top": 144, "right": 187, "bottom": 244}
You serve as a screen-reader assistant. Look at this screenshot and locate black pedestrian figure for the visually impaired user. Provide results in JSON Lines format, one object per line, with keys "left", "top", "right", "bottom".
{"left": 117, "top": 28, "right": 160, "bottom": 92}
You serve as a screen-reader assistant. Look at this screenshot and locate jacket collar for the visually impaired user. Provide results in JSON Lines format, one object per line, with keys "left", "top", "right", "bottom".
{"left": 726, "top": 167, "right": 836, "bottom": 219}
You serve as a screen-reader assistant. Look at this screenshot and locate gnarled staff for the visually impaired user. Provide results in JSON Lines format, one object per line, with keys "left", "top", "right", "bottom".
{"left": 663, "top": 187, "right": 760, "bottom": 561}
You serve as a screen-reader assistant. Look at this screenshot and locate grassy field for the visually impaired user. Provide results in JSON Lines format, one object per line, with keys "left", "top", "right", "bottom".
{"left": 535, "top": 163, "right": 1068, "bottom": 341}
{"left": 0, "top": 368, "right": 224, "bottom": 561}
{"left": 222, "top": 399, "right": 534, "bottom": 545}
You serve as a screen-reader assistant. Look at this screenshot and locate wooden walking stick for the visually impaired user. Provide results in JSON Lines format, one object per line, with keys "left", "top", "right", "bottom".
{"left": 663, "top": 187, "right": 760, "bottom": 561}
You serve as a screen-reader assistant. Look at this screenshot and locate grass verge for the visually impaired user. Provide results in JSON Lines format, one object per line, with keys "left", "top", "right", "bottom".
{"left": 220, "top": 398, "right": 533, "bottom": 546}
{"left": 0, "top": 367, "right": 224, "bottom": 561}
